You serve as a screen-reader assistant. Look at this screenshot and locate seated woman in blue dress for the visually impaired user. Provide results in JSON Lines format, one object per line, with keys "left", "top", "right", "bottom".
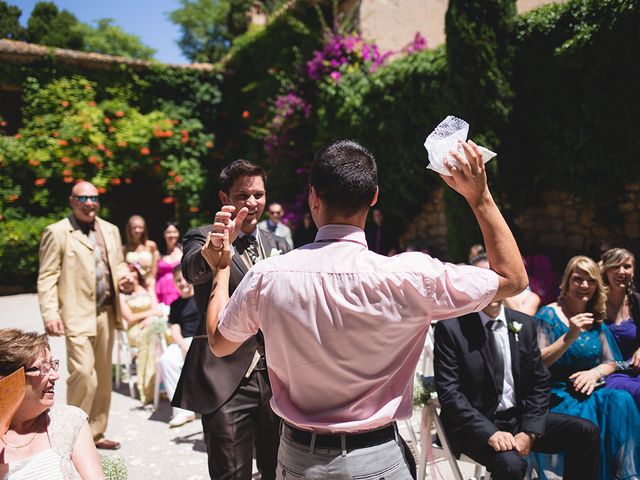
{"left": 601, "top": 248, "right": 640, "bottom": 408}
{"left": 534, "top": 255, "right": 640, "bottom": 480}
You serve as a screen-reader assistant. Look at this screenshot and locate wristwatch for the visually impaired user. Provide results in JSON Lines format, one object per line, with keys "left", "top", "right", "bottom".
{"left": 526, "top": 432, "right": 540, "bottom": 442}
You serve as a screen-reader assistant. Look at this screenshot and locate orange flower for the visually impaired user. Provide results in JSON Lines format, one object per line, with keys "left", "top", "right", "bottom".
{"left": 14, "top": 133, "right": 22, "bottom": 139}
{"left": 97, "top": 144, "right": 106, "bottom": 151}
{"left": 34, "top": 178, "right": 46, "bottom": 186}
{"left": 168, "top": 170, "right": 176, "bottom": 177}
{"left": 82, "top": 123, "right": 92, "bottom": 130}
{"left": 63, "top": 169, "right": 72, "bottom": 176}
{"left": 72, "top": 137, "right": 80, "bottom": 143}
{"left": 88, "top": 101, "right": 97, "bottom": 107}
{"left": 117, "top": 141, "right": 127, "bottom": 147}
{"left": 73, "top": 159, "right": 82, "bottom": 166}
{"left": 28, "top": 159, "right": 41, "bottom": 166}
{"left": 61, "top": 157, "right": 70, "bottom": 164}
{"left": 110, "top": 178, "right": 121, "bottom": 185}
{"left": 174, "top": 176, "right": 183, "bottom": 183}
{"left": 140, "top": 147, "right": 150, "bottom": 155}
{"left": 162, "top": 196, "right": 175, "bottom": 204}
{"left": 7, "top": 194, "right": 18, "bottom": 202}
{"left": 181, "top": 129, "right": 188, "bottom": 136}
{"left": 52, "top": 131, "right": 59, "bottom": 137}
{"left": 97, "top": 186, "right": 107, "bottom": 194}
{"left": 63, "top": 176, "right": 74, "bottom": 183}
{"left": 96, "top": 162, "right": 104, "bottom": 169}
{"left": 88, "top": 156, "right": 98, "bottom": 164}
{"left": 61, "top": 100, "right": 69, "bottom": 108}
{"left": 205, "top": 141, "right": 214, "bottom": 148}
{"left": 181, "top": 137, "right": 188, "bottom": 144}
{"left": 58, "top": 139, "right": 68, "bottom": 146}
{"left": 124, "top": 178, "right": 132, "bottom": 184}
{"left": 104, "top": 117, "right": 111, "bottom": 125}
{"left": 242, "top": 110, "right": 250, "bottom": 119}
{"left": 108, "top": 127, "right": 116, "bottom": 133}
{"left": 115, "top": 111, "right": 125, "bottom": 118}
{"left": 189, "top": 206, "right": 200, "bottom": 213}
{"left": 105, "top": 150, "right": 113, "bottom": 158}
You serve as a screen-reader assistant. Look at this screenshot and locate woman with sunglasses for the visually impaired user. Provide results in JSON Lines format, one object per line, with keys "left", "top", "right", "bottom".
{"left": 0, "top": 329, "right": 103, "bottom": 479}
{"left": 532, "top": 256, "right": 640, "bottom": 480}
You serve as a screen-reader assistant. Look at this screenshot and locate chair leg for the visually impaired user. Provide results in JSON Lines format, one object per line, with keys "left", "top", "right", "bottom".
{"left": 114, "top": 334, "right": 121, "bottom": 389}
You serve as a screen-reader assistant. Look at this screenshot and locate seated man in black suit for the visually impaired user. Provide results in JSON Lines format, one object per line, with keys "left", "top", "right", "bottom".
{"left": 433, "top": 254, "right": 600, "bottom": 480}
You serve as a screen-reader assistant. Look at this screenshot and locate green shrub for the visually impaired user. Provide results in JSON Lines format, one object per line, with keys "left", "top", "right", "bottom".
{"left": 0, "top": 215, "right": 58, "bottom": 291}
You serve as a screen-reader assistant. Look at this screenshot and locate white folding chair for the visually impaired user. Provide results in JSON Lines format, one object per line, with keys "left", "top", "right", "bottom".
{"left": 114, "top": 329, "right": 136, "bottom": 398}
{"left": 153, "top": 331, "right": 169, "bottom": 411}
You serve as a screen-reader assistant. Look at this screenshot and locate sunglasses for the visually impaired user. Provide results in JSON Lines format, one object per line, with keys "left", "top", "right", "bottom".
{"left": 24, "top": 358, "right": 60, "bottom": 376}
{"left": 73, "top": 195, "right": 99, "bottom": 203}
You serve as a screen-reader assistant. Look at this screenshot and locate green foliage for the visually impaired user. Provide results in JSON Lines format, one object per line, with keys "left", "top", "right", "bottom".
{"left": 500, "top": 0, "right": 640, "bottom": 213}
{"left": 315, "top": 47, "right": 451, "bottom": 232}
{"left": 0, "top": 216, "right": 58, "bottom": 291}
{"left": 26, "top": 2, "right": 84, "bottom": 50}
{"left": 72, "top": 19, "right": 156, "bottom": 60}
{"left": 1, "top": 76, "right": 213, "bottom": 223}
{"left": 0, "top": 1, "right": 24, "bottom": 39}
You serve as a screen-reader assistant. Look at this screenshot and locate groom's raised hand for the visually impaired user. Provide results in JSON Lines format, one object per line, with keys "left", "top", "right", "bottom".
{"left": 201, "top": 205, "right": 248, "bottom": 270}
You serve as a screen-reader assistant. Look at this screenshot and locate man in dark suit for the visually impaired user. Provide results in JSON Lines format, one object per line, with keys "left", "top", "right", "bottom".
{"left": 434, "top": 255, "right": 600, "bottom": 480}
{"left": 172, "top": 159, "right": 291, "bottom": 479}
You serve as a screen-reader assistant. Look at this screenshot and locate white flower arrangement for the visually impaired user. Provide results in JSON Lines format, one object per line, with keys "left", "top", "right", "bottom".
{"left": 508, "top": 321, "right": 523, "bottom": 342}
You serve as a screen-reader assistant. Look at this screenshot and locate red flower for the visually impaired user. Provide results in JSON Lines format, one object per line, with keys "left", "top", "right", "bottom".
{"left": 82, "top": 123, "right": 92, "bottom": 130}
{"left": 108, "top": 126, "right": 116, "bottom": 133}
{"left": 104, "top": 117, "right": 111, "bottom": 125}
{"left": 28, "top": 159, "right": 41, "bottom": 166}
{"left": 162, "top": 196, "right": 175, "bottom": 204}
{"left": 14, "top": 133, "right": 21, "bottom": 139}
{"left": 61, "top": 100, "right": 69, "bottom": 108}
{"left": 52, "top": 131, "right": 59, "bottom": 137}
{"left": 140, "top": 147, "right": 150, "bottom": 155}
{"left": 189, "top": 206, "right": 199, "bottom": 213}
{"left": 63, "top": 176, "right": 74, "bottom": 183}
{"left": 105, "top": 150, "right": 113, "bottom": 158}
{"left": 97, "top": 186, "right": 107, "bottom": 194}
{"left": 115, "top": 111, "right": 125, "bottom": 118}
{"left": 168, "top": 170, "right": 176, "bottom": 177}
{"left": 63, "top": 169, "right": 72, "bottom": 176}
{"left": 34, "top": 178, "right": 46, "bottom": 186}
{"left": 110, "top": 178, "right": 121, "bottom": 185}
{"left": 88, "top": 156, "right": 98, "bottom": 164}
{"left": 58, "top": 139, "right": 68, "bottom": 146}
{"left": 242, "top": 110, "right": 250, "bottom": 119}
{"left": 117, "top": 141, "right": 127, "bottom": 147}
{"left": 97, "top": 144, "right": 106, "bottom": 151}
{"left": 181, "top": 129, "right": 188, "bottom": 136}
{"left": 174, "top": 176, "right": 183, "bottom": 183}
{"left": 61, "top": 157, "right": 70, "bottom": 164}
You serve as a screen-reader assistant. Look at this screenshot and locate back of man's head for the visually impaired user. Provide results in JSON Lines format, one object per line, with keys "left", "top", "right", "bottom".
{"left": 219, "top": 159, "right": 267, "bottom": 194}
{"left": 310, "top": 140, "right": 377, "bottom": 217}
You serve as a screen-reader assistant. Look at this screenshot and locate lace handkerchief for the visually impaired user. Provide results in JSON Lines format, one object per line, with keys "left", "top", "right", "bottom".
{"left": 424, "top": 115, "right": 497, "bottom": 176}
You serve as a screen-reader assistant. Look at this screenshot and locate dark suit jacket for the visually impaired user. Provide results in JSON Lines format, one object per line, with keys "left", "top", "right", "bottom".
{"left": 433, "top": 309, "right": 550, "bottom": 456}
{"left": 172, "top": 226, "right": 291, "bottom": 415}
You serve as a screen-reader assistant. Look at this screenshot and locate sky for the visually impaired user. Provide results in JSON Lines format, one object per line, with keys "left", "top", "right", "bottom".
{"left": 13, "top": 0, "right": 190, "bottom": 64}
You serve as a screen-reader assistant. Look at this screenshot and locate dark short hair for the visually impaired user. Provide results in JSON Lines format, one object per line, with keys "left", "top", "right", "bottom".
{"left": 310, "top": 140, "right": 377, "bottom": 216}
{"left": 219, "top": 159, "right": 267, "bottom": 194}
{"left": 172, "top": 263, "right": 183, "bottom": 276}
{"left": 470, "top": 253, "right": 489, "bottom": 266}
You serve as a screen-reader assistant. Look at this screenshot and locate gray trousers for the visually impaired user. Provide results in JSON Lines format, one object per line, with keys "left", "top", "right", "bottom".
{"left": 276, "top": 430, "right": 413, "bottom": 479}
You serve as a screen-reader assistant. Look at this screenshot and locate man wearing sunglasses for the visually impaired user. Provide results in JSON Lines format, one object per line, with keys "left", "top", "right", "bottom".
{"left": 37, "top": 180, "right": 131, "bottom": 450}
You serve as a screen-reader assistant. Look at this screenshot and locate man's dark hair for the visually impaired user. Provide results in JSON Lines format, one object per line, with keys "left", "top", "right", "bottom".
{"left": 470, "top": 253, "right": 489, "bottom": 266}
{"left": 310, "top": 140, "right": 377, "bottom": 216}
{"left": 219, "top": 159, "right": 267, "bottom": 194}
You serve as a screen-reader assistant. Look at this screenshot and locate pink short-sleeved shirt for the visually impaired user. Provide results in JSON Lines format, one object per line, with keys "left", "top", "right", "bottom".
{"left": 219, "top": 224, "right": 498, "bottom": 433}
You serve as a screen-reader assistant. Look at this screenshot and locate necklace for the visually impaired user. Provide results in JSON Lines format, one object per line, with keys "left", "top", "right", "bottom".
{"left": 0, "top": 415, "right": 41, "bottom": 449}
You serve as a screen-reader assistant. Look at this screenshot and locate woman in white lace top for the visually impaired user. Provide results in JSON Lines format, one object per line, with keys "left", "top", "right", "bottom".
{"left": 0, "top": 329, "right": 104, "bottom": 479}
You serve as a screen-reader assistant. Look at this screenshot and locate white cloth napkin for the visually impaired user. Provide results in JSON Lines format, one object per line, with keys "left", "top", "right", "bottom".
{"left": 424, "top": 115, "right": 496, "bottom": 176}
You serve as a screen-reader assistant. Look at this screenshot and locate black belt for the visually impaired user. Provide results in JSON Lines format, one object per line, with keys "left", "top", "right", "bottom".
{"left": 282, "top": 422, "right": 397, "bottom": 452}
{"left": 492, "top": 407, "right": 519, "bottom": 421}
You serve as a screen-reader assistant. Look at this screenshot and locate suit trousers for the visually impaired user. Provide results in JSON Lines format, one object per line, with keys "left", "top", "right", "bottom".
{"left": 458, "top": 412, "right": 600, "bottom": 480}
{"left": 201, "top": 367, "right": 279, "bottom": 480}
{"left": 65, "top": 307, "right": 115, "bottom": 441}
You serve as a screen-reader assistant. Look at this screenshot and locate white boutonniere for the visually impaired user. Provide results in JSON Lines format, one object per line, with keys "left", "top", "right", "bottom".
{"left": 269, "top": 248, "right": 282, "bottom": 258}
{"left": 508, "top": 321, "right": 523, "bottom": 342}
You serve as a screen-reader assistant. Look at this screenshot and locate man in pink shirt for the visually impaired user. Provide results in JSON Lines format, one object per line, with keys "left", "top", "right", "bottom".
{"left": 201, "top": 139, "right": 528, "bottom": 478}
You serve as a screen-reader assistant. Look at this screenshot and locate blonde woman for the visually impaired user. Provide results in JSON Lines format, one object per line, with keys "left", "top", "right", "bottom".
{"left": 123, "top": 215, "right": 159, "bottom": 300}
{"left": 533, "top": 256, "right": 640, "bottom": 480}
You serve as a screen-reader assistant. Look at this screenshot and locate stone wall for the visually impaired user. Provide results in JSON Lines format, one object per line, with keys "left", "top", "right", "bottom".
{"left": 400, "top": 183, "right": 640, "bottom": 262}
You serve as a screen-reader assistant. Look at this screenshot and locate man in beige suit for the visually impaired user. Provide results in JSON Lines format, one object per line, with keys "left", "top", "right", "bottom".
{"left": 38, "top": 181, "right": 130, "bottom": 450}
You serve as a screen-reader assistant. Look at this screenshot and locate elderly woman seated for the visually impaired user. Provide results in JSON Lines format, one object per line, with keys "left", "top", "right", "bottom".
{"left": 0, "top": 328, "right": 104, "bottom": 479}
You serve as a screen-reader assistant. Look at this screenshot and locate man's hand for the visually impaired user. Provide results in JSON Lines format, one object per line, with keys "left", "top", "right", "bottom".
{"left": 44, "top": 319, "right": 65, "bottom": 336}
{"left": 201, "top": 206, "right": 247, "bottom": 270}
{"left": 487, "top": 431, "right": 517, "bottom": 452}
{"left": 513, "top": 432, "right": 534, "bottom": 456}
{"left": 439, "top": 140, "right": 489, "bottom": 207}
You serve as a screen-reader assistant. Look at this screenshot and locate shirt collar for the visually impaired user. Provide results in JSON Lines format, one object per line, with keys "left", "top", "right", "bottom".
{"left": 478, "top": 304, "right": 507, "bottom": 328}
{"left": 238, "top": 228, "right": 259, "bottom": 240}
{"left": 315, "top": 224, "right": 368, "bottom": 247}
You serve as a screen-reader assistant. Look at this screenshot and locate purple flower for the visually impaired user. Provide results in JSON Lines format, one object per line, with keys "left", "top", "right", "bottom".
{"left": 329, "top": 71, "right": 341, "bottom": 83}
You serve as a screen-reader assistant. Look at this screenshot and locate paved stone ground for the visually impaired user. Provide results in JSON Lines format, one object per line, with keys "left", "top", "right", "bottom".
{"left": 0, "top": 294, "right": 479, "bottom": 479}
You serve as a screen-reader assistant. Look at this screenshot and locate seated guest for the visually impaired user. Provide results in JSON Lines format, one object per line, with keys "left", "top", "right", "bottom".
{"left": 0, "top": 329, "right": 104, "bottom": 479}
{"left": 160, "top": 266, "right": 198, "bottom": 427}
{"left": 600, "top": 248, "right": 640, "bottom": 408}
{"left": 123, "top": 215, "right": 159, "bottom": 300}
{"left": 534, "top": 255, "right": 640, "bottom": 480}
{"left": 434, "top": 254, "right": 599, "bottom": 480}
{"left": 120, "top": 264, "right": 165, "bottom": 405}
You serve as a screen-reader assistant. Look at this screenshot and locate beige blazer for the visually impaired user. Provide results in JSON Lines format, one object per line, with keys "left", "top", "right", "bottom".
{"left": 37, "top": 215, "right": 128, "bottom": 336}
